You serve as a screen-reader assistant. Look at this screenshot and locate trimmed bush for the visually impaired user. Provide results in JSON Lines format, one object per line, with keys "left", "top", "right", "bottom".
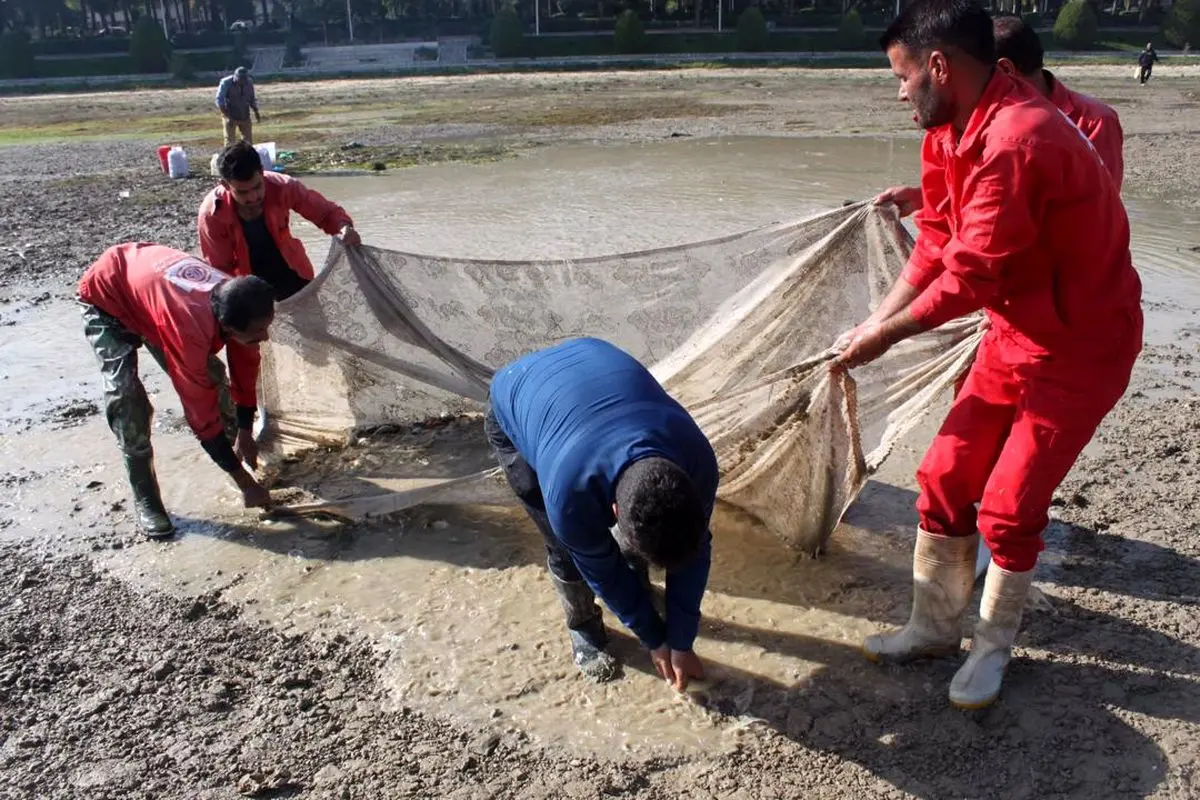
{"left": 737, "top": 7, "right": 769, "bottom": 52}
{"left": 229, "top": 30, "right": 252, "bottom": 69}
{"left": 490, "top": 8, "right": 526, "bottom": 58}
{"left": 1163, "top": 0, "right": 1200, "bottom": 48}
{"left": 614, "top": 9, "right": 647, "bottom": 54}
{"left": 1053, "top": 0, "right": 1099, "bottom": 50}
{"left": 129, "top": 16, "right": 171, "bottom": 73}
{"left": 170, "top": 53, "right": 195, "bottom": 79}
{"left": 284, "top": 29, "right": 306, "bottom": 67}
{"left": 0, "top": 30, "right": 37, "bottom": 79}
{"left": 837, "top": 9, "right": 865, "bottom": 50}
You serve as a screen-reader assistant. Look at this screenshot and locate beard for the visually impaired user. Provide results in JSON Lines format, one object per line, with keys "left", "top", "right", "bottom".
{"left": 911, "top": 72, "right": 955, "bottom": 130}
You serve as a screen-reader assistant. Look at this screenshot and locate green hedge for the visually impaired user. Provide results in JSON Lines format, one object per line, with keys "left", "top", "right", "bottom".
{"left": 1054, "top": 0, "right": 1101, "bottom": 49}
{"left": 32, "top": 51, "right": 229, "bottom": 78}
{"left": 30, "top": 28, "right": 292, "bottom": 56}
{"left": 526, "top": 30, "right": 869, "bottom": 58}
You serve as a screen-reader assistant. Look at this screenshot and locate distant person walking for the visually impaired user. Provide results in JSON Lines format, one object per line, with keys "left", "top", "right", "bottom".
{"left": 216, "top": 66, "right": 261, "bottom": 146}
{"left": 1137, "top": 42, "right": 1159, "bottom": 84}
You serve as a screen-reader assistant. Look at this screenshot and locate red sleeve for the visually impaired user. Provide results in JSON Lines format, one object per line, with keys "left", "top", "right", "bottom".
{"left": 902, "top": 133, "right": 953, "bottom": 291}
{"left": 198, "top": 200, "right": 239, "bottom": 276}
{"left": 282, "top": 178, "right": 353, "bottom": 236}
{"left": 225, "top": 339, "right": 261, "bottom": 409}
{"left": 1090, "top": 113, "right": 1124, "bottom": 193}
{"left": 909, "top": 143, "right": 1041, "bottom": 330}
{"left": 161, "top": 328, "right": 225, "bottom": 441}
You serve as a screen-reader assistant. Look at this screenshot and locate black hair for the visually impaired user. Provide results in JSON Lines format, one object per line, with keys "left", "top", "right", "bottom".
{"left": 992, "top": 15, "right": 1044, "bottom": 75}
{"left": 217, "top": 140, "right": 264, "bottom": 183}
{"left": 211, "top": 276, "right": 276, "bottom": 331}
{"left": 879, "top": 0, "right": 996, "bottom": 66}
{"left": 614, "top": 457, "right": 706, "bottom": 571}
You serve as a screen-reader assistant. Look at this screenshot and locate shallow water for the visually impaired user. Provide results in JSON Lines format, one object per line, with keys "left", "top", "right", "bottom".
{"left": 3, "top": 134, "right": 1197, "bottom": 758}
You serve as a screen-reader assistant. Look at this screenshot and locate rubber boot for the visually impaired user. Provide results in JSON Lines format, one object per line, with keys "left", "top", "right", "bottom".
{"left": 123, "top": 454, "right": 175, "bottom": 538}
{"left": 863, "top": 529, "right": 978, "bottom": 663}
{"left": 949, "top": 562, "right": 1034, "bottom": 709}
{"left": 549, "top": 572, "right": 619, "bottom": 682}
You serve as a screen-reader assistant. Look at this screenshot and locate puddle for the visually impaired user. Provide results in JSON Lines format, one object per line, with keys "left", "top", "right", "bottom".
{"left": 2, "top": 134, "right": 1197, "bottom": 758}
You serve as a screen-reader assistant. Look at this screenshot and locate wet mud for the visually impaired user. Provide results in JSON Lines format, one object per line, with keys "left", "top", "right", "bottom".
{"left": 1, "top": 67, "right": 1199, "bottom": 799}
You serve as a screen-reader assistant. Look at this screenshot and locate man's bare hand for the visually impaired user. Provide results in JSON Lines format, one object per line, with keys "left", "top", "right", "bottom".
{"left": 833, "top": 319, "right": 876, "bottom": 353}
{"left": 255, "top": 109, "right": 262, "bottom": 123}
{"left": 650, "top": 646, "right": 676, "bottom": 687}
{"left": 338, "top": 224, "right": 362, "bottom": 248}
{"left": 669, "top": 649, "right": 705, "bottom": 691}
{"left": 232, "top": 470, "right": 271, "bottom": 509}
{"left": 874, "top": 185, "right": 923, "bottom": 218}
{"left": 832, "top": 322, "right": 893, "bottom": 369}
{"left": 234, "top": 429, "right": 259, "bottom": 470}
{"left": 241, "top": 482, "right": 271, "bottom": 509}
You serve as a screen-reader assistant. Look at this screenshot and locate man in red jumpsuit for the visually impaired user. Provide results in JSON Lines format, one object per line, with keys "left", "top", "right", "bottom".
{"left": 876, "top": 14, "right": 1124, "bottom": 218}
{"left": 835, "top": 0, "right": 1142, "bottom": 709}
{"left": 79, "top": 243, "right": 277, "bottom": 537}
{"left": 198, "top": 141, "right": 360, "bottom": 301}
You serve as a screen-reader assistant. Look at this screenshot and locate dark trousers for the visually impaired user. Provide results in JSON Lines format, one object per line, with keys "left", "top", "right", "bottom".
{"left": 1139, "top": 64, "right": 1153, "bottom": 83}
{"left": 81, "top": 302, "right": 237, "bottom": 457}
{"left": 485, "top": 407, "right": 584, "bottom": 583}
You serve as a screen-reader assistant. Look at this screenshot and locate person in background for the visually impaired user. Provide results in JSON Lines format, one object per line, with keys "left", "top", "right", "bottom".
{"left": 836, "top": 0, "right": 1142, "bottom": 710}
{"left": 198, "top": 141, "right": 361, "bottom": 302}
{"left": 877, "top": 13, "right": 1125, "bottom": 218}
{"left": 486, "top": 337, "right": 717, "bottom": 690}
{"left": 1138, "top": 42, "right": 1160, "bottom": 85}
{"left": 216, "top": 66, "right": 261, "bottom": 146}
{"left": 78, "top": 243, "right": 276, "bottom": 538}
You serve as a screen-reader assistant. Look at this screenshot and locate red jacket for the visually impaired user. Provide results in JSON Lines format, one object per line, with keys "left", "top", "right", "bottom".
{"left": 78, "top": 243, "right": 259, "bottom": 441}
{"left": 1045, "top": 70, "right": 1124, "bottom": 191}
{"left": 904, "top": 71, "right": 1142, "bottom": 370}
{"left": 197, "top": 171, "right": 353, "bottom": 281}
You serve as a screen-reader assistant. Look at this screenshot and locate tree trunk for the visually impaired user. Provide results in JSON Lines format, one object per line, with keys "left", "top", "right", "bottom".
{"left": 260, "top": 0, "right": 269, "bottom": 24}
{"left": 694, "top": 0, "right": 702, "bottom": 26}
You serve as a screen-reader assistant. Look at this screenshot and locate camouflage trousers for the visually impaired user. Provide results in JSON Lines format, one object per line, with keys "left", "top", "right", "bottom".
{"left": 80, "top": 302, "right": 237, "bottom": 457}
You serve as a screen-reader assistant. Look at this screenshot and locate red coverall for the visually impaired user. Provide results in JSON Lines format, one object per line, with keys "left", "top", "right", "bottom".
{"left": 904, "top": 72, "right": 1143, "bottom": 573}
{"left": 1044, "top": 69, "right": 1124, "bottom": 191}
{"left": 78, "top": 243, "right": 260, "bottom": 442}
{"left": 197, "top": 170, "right": 353, "bottom": 282}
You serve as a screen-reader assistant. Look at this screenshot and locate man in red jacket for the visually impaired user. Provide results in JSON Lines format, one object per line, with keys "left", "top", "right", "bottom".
{"left": 79, "top": 243, "right": 276, "bottom": 537}
{"left": 836, "top": 0, "right": 1142, "bottom": 709}
{"left": 877, "top": 14, "right": 1124, "bottom": 218}
{"left": 198, "top": 141, "right": 361, "bottom": 301}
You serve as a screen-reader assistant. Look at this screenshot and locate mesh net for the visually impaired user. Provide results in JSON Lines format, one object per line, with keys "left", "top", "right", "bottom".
{"left": 259, "top": 201, "right": 983, "bottom": 553}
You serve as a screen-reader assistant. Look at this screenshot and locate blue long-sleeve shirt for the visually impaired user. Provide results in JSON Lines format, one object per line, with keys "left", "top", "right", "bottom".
{"left": 489, "top": 337, "right": 719, "bottom": 651}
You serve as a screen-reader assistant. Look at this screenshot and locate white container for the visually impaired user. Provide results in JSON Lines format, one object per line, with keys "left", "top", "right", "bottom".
{"left": 255, "top": 141, "right": 277, "bottom": 171}
{"left": 210, "top": 153, "right": 221, "bottom": 177}
{"left": 167, "top": 146, "right": 189, "bottom": 179}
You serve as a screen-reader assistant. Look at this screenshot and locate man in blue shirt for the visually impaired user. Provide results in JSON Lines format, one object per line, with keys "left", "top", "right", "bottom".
{"left": 486, "top": 338, "right": 718, "bottom": 688}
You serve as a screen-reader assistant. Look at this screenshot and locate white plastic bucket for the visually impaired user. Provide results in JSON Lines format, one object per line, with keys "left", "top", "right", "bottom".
{"left": 255, "top": 141, "right": 277, "bottom": 171}
{"left": 167, "top": 146, "right": 189, "bottom": 179}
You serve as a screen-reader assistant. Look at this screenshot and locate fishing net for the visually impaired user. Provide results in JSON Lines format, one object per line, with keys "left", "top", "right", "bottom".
{"left": 258, "top": 201, "right": 983, "bottom": 553}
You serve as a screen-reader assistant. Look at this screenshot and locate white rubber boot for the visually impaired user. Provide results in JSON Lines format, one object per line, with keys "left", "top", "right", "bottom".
{"left": 949, "top": 562, "right": 1035, "bottom": 709}
{"left": 863, "top": 529, "right": 978, "bottom": 663}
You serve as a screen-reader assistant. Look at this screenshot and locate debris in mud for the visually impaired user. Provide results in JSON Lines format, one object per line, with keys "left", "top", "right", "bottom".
{"left": 51, "top": 399, "right": 99, "bottom": 427}
{"left": 236, "top": 769, "right": 297, "bottom": 797}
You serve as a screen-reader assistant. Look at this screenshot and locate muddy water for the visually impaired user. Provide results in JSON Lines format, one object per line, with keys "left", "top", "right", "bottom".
{"left": 4, "top": 135, "right": 1198, "bottom": 758}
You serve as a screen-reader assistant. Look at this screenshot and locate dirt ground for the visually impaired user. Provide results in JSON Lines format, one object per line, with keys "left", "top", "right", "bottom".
{"left": 1, "top": 65, "right": 1199, "bottom": 799}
